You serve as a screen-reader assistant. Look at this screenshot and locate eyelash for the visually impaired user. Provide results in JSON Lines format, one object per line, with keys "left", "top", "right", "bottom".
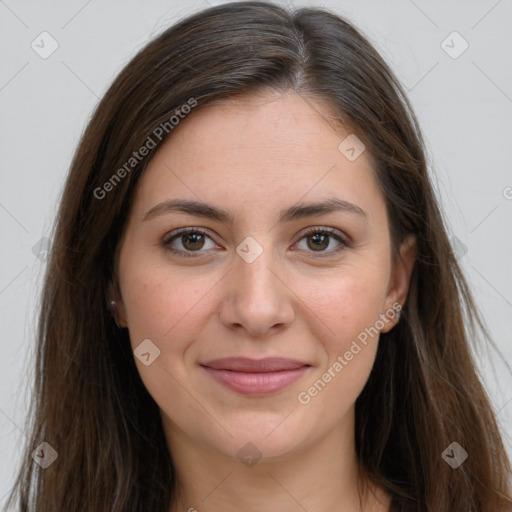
{"left": 161, "top": 227, "right": 352, "bottom": 258}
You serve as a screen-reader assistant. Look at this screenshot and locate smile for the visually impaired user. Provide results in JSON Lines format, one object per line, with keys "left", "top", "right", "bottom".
{"left": 200, "top": 357, "right": 311, "bottom": 396}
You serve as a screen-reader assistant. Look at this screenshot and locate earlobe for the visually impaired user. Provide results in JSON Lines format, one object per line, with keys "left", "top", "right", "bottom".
{"left": 107, "top": 280, "right": 128, "bottom": 328}
{"left": 381, "top": 233, "right": 416, "bottom": 333}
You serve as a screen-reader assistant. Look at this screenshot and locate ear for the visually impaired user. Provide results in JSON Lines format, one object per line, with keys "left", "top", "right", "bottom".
{"left": 107, "top": 278, "right": 128, "bottom": 328}
{"left": 380, "top": 233, "right": 416, "bottom": 333}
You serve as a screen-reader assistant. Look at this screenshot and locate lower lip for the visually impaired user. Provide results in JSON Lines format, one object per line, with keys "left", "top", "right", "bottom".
{"left": 202, "top": 366, "right": 310, "bottom": 396}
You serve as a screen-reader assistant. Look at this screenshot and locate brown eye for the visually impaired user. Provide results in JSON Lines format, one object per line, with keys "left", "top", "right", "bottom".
{"left": 307, "top": 232, "right": 330, "bottom": 251}
{"left": 163, "top": 228, "right": 218, "bottom": 256}
{"left": 294, "top": 228, "right": 349, "bottom": 257}
{"left": 181, "top": 232, "right": 206, "bottom": 251}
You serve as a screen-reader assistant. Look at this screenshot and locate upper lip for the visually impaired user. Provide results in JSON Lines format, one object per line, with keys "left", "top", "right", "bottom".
{"left": 201, "top": 357, "right": 310, "bottom": 373}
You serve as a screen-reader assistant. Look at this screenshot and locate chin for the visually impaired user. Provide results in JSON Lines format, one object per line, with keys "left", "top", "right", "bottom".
{"left": 211, "top": 413, "right": 313, "bottom": 463}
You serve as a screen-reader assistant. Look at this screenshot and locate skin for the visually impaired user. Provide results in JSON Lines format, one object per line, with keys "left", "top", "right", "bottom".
{"left": 113, "top": 90, "right": 416, "bottom": 512}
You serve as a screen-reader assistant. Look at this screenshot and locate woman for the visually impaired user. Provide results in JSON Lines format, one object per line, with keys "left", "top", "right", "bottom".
{"left": 5, "top": 2, "right": 511, "bottom": 511}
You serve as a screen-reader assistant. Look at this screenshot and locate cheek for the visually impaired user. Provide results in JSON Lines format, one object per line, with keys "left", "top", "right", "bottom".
{"left": 120, "top": 263, "right": 214, "bottom": 351}
{"left": 296, "top": 272, "right": 384, "bottom": 419}
{"left": 300, "top": 265, "right": 389, "bottom": 355}
{"left": 120, "top": 267, "right": 210, "bottom": 408}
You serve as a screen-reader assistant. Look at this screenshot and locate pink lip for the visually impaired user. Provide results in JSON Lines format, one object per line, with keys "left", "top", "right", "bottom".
{"left": 201, "top": 357, "right": 311, "bottom": 396}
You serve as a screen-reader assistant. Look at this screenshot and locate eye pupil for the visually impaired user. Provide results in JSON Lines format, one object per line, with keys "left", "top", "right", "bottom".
{"left": 308, "top": 233, "right": 329, "bottom": 251}
{"left": 183, "top": 233, "right": 205, "bottom": 250}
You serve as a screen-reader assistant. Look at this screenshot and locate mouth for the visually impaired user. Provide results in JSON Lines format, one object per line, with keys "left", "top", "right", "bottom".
{"left": 200, "top": 357, "right": 311, "bottom": 396}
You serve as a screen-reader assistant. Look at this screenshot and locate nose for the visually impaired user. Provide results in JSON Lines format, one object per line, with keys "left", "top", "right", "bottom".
{"left": 218, "top": 245, "right": 295, "bottom": 338}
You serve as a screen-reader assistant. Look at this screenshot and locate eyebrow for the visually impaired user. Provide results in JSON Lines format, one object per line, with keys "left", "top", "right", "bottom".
{"left": 143, "top": 197, "right": 367, "bottom": 224}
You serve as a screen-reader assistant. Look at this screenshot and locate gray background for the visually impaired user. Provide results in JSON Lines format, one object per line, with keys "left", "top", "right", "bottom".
{"left": 1, "top": 0, "right": 511, "bottom": 504}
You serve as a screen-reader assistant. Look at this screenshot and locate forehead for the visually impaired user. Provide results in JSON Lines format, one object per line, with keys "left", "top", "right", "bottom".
{"left": 130, "top": 90, "right": 383, "bottom": 223}
{"left": 162, "top": 90, "right": 363, "bottom": 167}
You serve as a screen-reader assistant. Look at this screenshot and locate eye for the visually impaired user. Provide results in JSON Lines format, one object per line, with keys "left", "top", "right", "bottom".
{"left": 162, "top": 226, "right": 351, "bottom": 258}
{"left": 293, "top": 227, "right": 350, "bottom": 257}
{"left": 162, "top": 228, "right": 219, "bottom": 257}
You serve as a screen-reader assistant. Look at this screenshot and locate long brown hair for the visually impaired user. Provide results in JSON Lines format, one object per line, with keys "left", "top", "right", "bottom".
{"left": 4, "top": 2, "right": 511, "bottom": 511}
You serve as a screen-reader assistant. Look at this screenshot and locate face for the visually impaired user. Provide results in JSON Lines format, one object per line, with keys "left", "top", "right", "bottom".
{"left": 114, "top": 90, "right": 415, "bottom": 463}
